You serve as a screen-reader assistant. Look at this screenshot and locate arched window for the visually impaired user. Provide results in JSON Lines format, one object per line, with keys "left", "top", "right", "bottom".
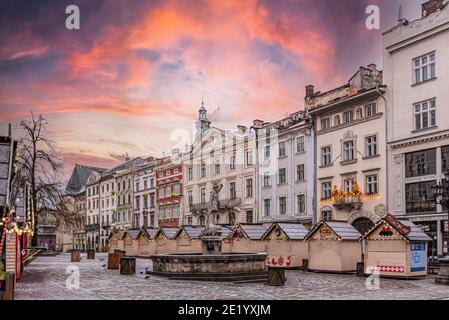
{"left": 215, "top": 214, "right": 220, "bottom": 225}
{"left": 352, "top": 217, "right": 375, "bottom": 235}
{"left": 321, "top": 208, "right": 333, "bottom": 221}
{"left": 199, "top": 215, "right": 205, "bottom": 226}
{"left": 228, "top": 212, "right": 235, "bottom": 225}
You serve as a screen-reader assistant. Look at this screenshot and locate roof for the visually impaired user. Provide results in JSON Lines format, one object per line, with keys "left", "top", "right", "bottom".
{"left": 263, "top": 223, "right": 309, "bottom": 240}
{"left": 160, "top": 227, "right": 179, "bottom": 239}
{"left": 178, "top": 226, "right": 204, "bottom": 239}
{"left": 115, "top": 231, "right": 125, "bottom": 240}
{"left": 230, "top": 224, "right": 270, "bottom": 240}
{"left": 305, "top": 220, "right": 361, "bottom": 241}
{"left": 66, "top": 165, "right": 106, "bottom": 195}
{"left": 127, "top": 229, "right": 140, "bottom": 240}
{"left": 219, "top": 225, "right": 233, "bottom": 240}
{"left": 103, "top": 157, "right": 145, "bottom": 175}
{"left": 361, "top": 215, "right": 432, "bottom": 242}
{"left": 144, "top": 228, "right": 159, "bottom": 239}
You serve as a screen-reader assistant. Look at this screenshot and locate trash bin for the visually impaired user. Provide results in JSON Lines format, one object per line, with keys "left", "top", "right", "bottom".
{"left": 107, "top": 253, "right": 120, "bottom": 270}
{"left": 120, "top": 257, "right": 136, "bottom": 275}
{"left": 71, "top": 250, "right": 80, "bottom": 262}
{"left": 267, "top": 266, "right": 285, "bottom": 286}
{"left": 87, "top": 249, "right": 95, "bottom": 260}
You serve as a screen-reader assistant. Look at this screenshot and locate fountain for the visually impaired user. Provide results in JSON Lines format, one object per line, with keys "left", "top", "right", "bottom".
{"left": 148, "top": 184, "right": 267, "bottom": 283}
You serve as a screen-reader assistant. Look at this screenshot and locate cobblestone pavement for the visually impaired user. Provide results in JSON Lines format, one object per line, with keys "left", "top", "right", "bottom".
{"left": 14, "top": 253, "right": 449, "bottom": 300}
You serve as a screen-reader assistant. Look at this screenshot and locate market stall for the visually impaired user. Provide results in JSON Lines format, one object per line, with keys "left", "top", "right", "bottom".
{"left": 123, "top": 229, "right": 140, "bottom": 257}
{"left": 108, "top": 230, "right": 126, "bottom": 253}
{"left": 175, "top": 226, "right": 203, "bottom": 253}
{"left": 155, "top": 227, "right": 178, "bottom": 253}
{"left": 361, "top": 214, "right": 432, "bottom": 278}
{"left": 305, "top": 220, "right": 362, "bottom": 273}
{"left": 223, "top": 224, "right": 269, "bottom": 253}
{"left": 137, "top": 228, "right": 157, "bottom": 257}
{"left": 262, "top": 223, "right": 309, "bottom": 268}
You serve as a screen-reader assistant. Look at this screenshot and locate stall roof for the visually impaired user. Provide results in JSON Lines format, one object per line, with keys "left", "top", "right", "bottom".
{"left": 263, "top": 223, "right": 309, "bottom": 240}
{"left": 178, "top": 226, "right": 204, "bottom": 239}
{"left": 115, "top": 231, "right": 125, "bottom": 240}
{"left": 144, "top": 228, "right": 159, "bottom": 239}
{"left": 304, "top": 220, "right": 361, "bottom": 241}
{"left": 160, "top": 227, "right": 179, "bottom": 239}
{"left": 127, "top": 229, "right": 140, "bottom": 240}
{"left": 361, "top": 215, "right": 432, "bottom": 242}
{"left": 219, "top": 225, "right": 233, "bottom": 240}
{"left": 230, "top": 224, "right": 271, "bottom": 240}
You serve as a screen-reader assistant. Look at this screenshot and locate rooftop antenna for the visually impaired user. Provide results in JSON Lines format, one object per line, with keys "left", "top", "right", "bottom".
{"left": 398, "top": 5, "right": 404, "bottom": 22}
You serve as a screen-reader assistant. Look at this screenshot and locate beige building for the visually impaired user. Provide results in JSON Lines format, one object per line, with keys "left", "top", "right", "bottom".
{"left": 384, "top": 0, "right": 449, "bottom": 256}
{"left": 183, "top": 111, "right": 257, "bottom": 226}
{"left": 308, "top": 65, "right": 388, "bottom": 234}
{"left": 85, "top": 171, "right": 101, "bottom": 250}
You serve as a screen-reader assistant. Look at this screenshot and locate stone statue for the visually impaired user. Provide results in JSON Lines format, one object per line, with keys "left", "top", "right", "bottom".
{"left": 206, "top": 183, "right": 223, "bottom": 230}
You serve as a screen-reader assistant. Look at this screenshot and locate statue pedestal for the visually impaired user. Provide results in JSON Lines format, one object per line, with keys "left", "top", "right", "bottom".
{"left": 201, "top": 228, "right": 222, "bottom": 255}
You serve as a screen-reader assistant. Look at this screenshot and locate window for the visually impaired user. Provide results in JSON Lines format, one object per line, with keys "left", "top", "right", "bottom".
{"left": 173, "top": 182, "right": 180, "bottom": 194}
{"left": 246, "top": 211, "right": 254, "bottom": 224}
{"left": 200, "top": 163, "right": 206, "bottom": 178}
{"left": 322, "top": 209, "right": 333, "bottom": 221}
{"left": 279, "top": 197, "right": 287, "bottom": 215}
{"left": 406, "top": 181, "right": 437, "bottom": 213}
{"left": 165, "top": 186, "right": 170, "bottom": 197}
{"left": 343, "top": 110, "right": 354, "bottom": 124}
{"left": 414, "top": 99, "right": 436, "bottom": 130}
{"left": 230, "top": 155, "right": 236, "bottom": 170}
{"left": 264, "top": 199, "right": 271, "bottom": 217}
{"left": 159, "top": 187, "right": 165, "bottom": 199}
{"left": 136, "top": 182, "right": 140, "bottom": 192}
{"left": 188, "top": 167, "right": 193, "bottom": 181}
{"left": 246, "top": 151, "right": 254, "bottom": 166}
{"left": 229, "top": 182, "right": 236, "bottom": 199}
{"left": 321, "top": 146, "right": 332, "bottom": 166}
{"left": 246, "top": 178, "right": 253, "bottom": 198}
{"left": 343, "top": 178, "right": 355, "bottom": 193}
{"left": 366, "top": 174, "right": 378, "bottom": 195}
{"left": 264, "top": 145, "right": 270, "bottom": 159}
{"left": 174, "top": 168, "right": 179, "bottom": 174}
{"left": 215, "top": 161, "right": 221, "bottom": 175}
{"left": 405, "top": 149, "right": 436, "bottom": 177}
{"left": 187, "top": 217, "right": 193, "bottom": 226}
{"left": 297, "top": 164, "right": 305, "bottom": 181}
{"left": 296, "top": 136, "right": 305, "bottom": 153}
{"left": 263, "top": 172, "right": 271, "bottom": 188}
{"left": 166, "top": 170, "right": 171, "bottom": 176}
{"left": 279, "top": 141, "right": 286, "bottom": 157}
{"left": 365, "top": 103, "right": 377, "bottom": 117}
{"left": 297, "top": 194, "right": 306, "bottom": 215}
{"left": 278, "top": 168, "right": 286, "bottom": 184}
{"left": 442, "top": 146, "right": 449, "bottom": 172}
{"left": 343, "top": 140, "right": 355, "bottom": 161}
{"left": 321, "top": 118, "right": 331, "bottom": 130}
{"left": 334, "top": 115, "right": 341, "bottom": 126}
{"left": 200, "top": 188, "right": 206, "bottom": 204}
{"left": 135, "top": 196, "right": 140, "bottom": 210}
{"left": 321, "top": 182, "right": 332, "bottom": 200}
{"left": 188, "top": 190, "right": 193, "bottom": 206}
{"left": 365, "top": 135, "right": 378, "bottom": 157}
{"left": 199, "top": 216, "right": 205, "bottom": 226}
{"left": 413, "top": 52, "right": 436, "bottom": 84}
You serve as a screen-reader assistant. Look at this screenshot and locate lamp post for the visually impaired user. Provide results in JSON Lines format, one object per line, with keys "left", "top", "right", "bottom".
{"left": 432, "top": 169, "right": 449, "bottom": 285}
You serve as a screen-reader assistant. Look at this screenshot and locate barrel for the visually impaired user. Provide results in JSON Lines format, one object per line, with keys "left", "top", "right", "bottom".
{"left": 71, "top": 250, "right": 80, "bottom": 262}
{"left": 120, "top": 257, "right": 136, "bottom": 275}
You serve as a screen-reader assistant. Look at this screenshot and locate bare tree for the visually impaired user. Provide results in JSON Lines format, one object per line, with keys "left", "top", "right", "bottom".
{"left": 16, "top": 112, "right": 81, "bottom": 245}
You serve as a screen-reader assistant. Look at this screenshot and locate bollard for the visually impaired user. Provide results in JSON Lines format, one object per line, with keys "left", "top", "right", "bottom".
{"left": 357, "top": 262, "right": 365, "bottom": 277}
{"left": 4, "top": 272, "right": 15, "bottom": 300}
{"left": 87, "top": 249, "right": 95, "bottom": 260}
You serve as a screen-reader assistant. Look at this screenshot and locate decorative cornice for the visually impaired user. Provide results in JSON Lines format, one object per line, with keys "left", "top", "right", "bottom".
{"left": 389, "top": 130, "right": 449, "bottom": 149}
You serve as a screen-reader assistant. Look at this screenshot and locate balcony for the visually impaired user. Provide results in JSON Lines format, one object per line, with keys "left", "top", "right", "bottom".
{"left": 189, "top": 198, "right": 242, "bottom": 214}
{"left": 85, "top": 224, "right": 100, "bottom": 232}
{"left": 333, "top": 194, "right": 362, "bottom": 211}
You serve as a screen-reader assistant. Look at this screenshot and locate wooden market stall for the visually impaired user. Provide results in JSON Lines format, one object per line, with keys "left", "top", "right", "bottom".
{"left": 223, "top": 224, "right": 269, "bottom": 253}
{"left": 136, "top": 228, "right": 158, "bottom": 257}
{"left": 107, "top": 230, "right": 124, "bottom": 253}
{"left": 123, "top": 229, "right": 140, "bottom": 257}
{"left": 305, "top": 220, "right": 362, "bottom": 273}
{"left": 262, "top": 223, "right": 309, "bottom": 269}
{"left": 155, "top": 227, "right": 179, "bottom": 254}
{"left": 174, "top": 226, "right": 203, "bottom": 253}
{"left": 361, "top": 214, "right": 432, "bottom": 278}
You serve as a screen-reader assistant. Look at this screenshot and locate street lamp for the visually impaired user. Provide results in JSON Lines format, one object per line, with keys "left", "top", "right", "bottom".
{"left": 432, "top": 169, "right": 449, "bottom": 285}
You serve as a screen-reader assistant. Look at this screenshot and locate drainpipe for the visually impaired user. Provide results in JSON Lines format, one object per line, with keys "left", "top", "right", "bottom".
{"left": 376, "top": 83, "right": 388, "bottom": 215}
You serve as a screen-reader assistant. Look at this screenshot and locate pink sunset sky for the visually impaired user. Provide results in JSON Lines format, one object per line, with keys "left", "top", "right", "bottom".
{"left": 0, "top": 0, "right": 422, "bottom": 180}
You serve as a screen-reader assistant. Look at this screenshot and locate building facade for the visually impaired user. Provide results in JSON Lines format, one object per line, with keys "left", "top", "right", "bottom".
{"left": 156, "top": 153, "right": 183, "bottom": 227}
{"left": 85, "top": 171, "right": 101, "bottom": 250}
{"left": 183, "top": 123, "right": 257, "bottom": 226}
{"left": 384, "top": 0, "right": 449, "bottom": 257}
{"left": 133, "top": 161, "right": 157, "bottom": 229}
{"left": 255, "top": 112, "right": 315, "bottom": 226}
{"left": 99, "top": 172, "right": 116, "bottom": 250}
{"left": 308, "top": 65, "right": 388, "bottom": 235}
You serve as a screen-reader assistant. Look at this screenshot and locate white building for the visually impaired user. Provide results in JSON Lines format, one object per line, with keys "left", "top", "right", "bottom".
{"left": 183, "top": 107, "right": 257, "bottom": 226}
{"left": 133, "top": 160, "right": 157, "bottom": 229}
{"left": 308, "top": 65, "right": 388, "bottom": 235}
{"left": 85, "top": 171, "right": 101, "bottom": 250}
{"left": 98, "top": 171, "right": 116, "bottom": 250}
{"left": 384, "top": 0, "right": 449, "bottom": 256}
{"left": 255, "top": 111, "right": 315, "bottom": 226}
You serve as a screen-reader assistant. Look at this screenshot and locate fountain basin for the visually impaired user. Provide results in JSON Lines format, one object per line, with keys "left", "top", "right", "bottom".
{"left": 147, "top": 253, "right": 268, "bottom": 282}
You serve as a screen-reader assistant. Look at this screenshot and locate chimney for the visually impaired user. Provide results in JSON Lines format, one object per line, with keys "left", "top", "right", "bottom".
{"left": 305, "top": 85, "right": 314, "bottom": 99}
{"left": 237, "top": 125, "right": 247, "bottom": 134}
{"left": 252, "top": 119, "right": 264, "bottom": 128}
{"left": 422, "top": 0, "right": 445, "bottom": 18}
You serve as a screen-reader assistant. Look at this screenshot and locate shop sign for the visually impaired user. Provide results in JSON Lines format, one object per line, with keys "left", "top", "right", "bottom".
{"left": 410, "top": 242, "right": 426, "bottom": 272}
{"left": 385, "top": 214, "right": 411, "bottom": 236}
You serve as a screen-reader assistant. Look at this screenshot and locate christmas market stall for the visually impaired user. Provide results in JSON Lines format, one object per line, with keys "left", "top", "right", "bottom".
{"left": 136, "top": 228, "right": 157, "bottom": 257}
{"left": 108, "top": 230, "right": 126, "bottom": 253}
{"left": 174, "top": 226, "right": 203, "bottom": 253}
{"left": 155, "top": 227, "right": 179, "bottom": 253}
{"left": 223, "top": 224, "right": 269, "bottom": 253}
{"left": 361, "top": 214, "right": 432, "bottom": 278}
{"left": 305, "top": 220, "right": 362, "bottom": 273}
{"left": 123, "top": 229, "right": 140, "bottom": 257}
{"left": 262, "top": 223, "right": 309, "bottom": 269}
